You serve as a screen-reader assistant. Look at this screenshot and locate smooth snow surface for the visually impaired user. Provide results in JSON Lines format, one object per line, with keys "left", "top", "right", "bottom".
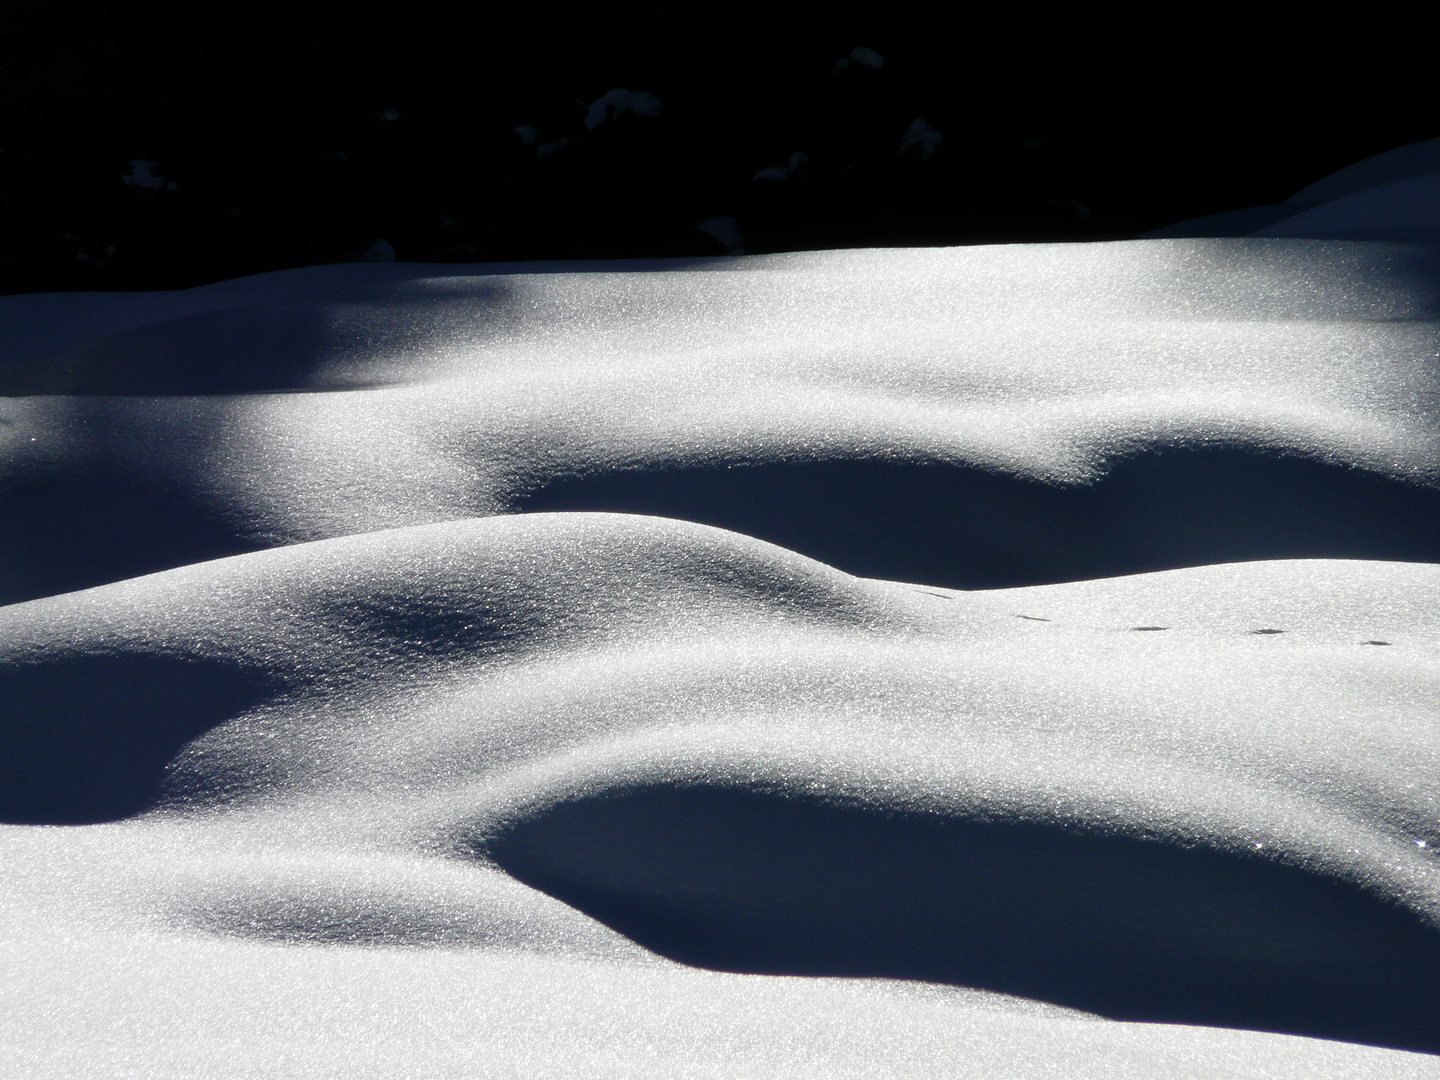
{"left": 1286, "top": 137, "right": 1440, "bottom": 206}
{"left": 1144, "top": 137, "right": 1440, "bottom": 241}
{"left": 1256, "top": 173, "right": 1440, "bottom": 238}
{"left": 4, "top": 238, "right": 1440, "bottom": 1077}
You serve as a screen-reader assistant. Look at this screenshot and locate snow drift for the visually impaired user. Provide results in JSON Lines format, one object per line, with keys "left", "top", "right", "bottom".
{"left": 3, "top": 239, "right": 1439, "bottom": 603}
{"left": 4, "top": 232, "right": 1440, "bottom": 1077}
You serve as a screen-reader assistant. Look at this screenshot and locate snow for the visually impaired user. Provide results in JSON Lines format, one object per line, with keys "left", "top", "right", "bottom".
{"left": 1286, "top": 137, "right": 1440, "bottom": 206}
{"left": 4, "top": 159, "right": 1440, "bottom": 1073}
{"left": 694, "top": 215, "right": 744, "bottom": 253}
{"left": 1145, "top": 137, "right": 1440, "bottom": 240}
{"left": 900, "top": 118, "right": 943, "bottom": 160}
{"left": 3, "top": 514, "right": 1440, "bottom": 1075}
{"left": 836, "top": 46, "right": 885, "bottom": 71}
{"left": 1254, "top": 172, "right": 1440, "bottom": 236}
{"left": 121, "top": 159, "right": 177, "bottom": 191}
{"left": 538, "top": 137, "right": 580, "bottom": 155}
{"left": 356, "top": 238, "right": 396, "bottom": 262}
{"left": 583, "top": 88, "right": 661, "bottom": 130}
{"left": 754, "top": 151, "right": 808, "bottom": 181}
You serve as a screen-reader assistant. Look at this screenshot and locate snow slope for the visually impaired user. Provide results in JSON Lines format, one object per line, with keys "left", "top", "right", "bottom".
{"left": 3, "top": 236, "right": 1440, "bottom": 1077}
{"left": 3, "top": 240, "right": 1439, "bottom": 602}
{"left": 1143, "top": 136, "right": 1440, "bottom": 241}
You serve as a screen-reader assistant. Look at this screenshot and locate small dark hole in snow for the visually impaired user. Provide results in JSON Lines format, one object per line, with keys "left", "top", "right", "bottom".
{"left": 1252, "top": 629, "right": 1285, "bottom": 635}
{"left": 1016, "top": 615, "right": 1051, "bottom": 622}
{"left": 1363, "top": 640, "right": 1392, "bottom": 646}
{"left": 1132, "top": 626, "right": 1168, "bottom": 632}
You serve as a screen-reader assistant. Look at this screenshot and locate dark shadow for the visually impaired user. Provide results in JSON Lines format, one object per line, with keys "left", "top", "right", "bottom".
{"left": 1, "top": 268, "right": 748, "bottom": 395}
{"left": 484, "top": 782, "right": 1440, "bottom": 1053}
{"left": 0, "top": 470, "right": 265, "bottom": 605}
{"left": 2, "top": 304, "right": 343, "bottom": 395}
{"left": 0, "top": 653, "right": 273, "bottom": 824}
{"left": 1141, "top": 204, "right": 1302, "bottom": 238}
{"left": 517, "top": 449, "right": 1440, "bottom": 587}
{"left": 0, "top": 287, "right": 495, "bottom": 395}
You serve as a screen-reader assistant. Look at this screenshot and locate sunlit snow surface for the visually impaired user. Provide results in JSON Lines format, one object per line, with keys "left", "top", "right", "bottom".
{"left": 3, "top": 240, "right": 1440, "bottom": 1077}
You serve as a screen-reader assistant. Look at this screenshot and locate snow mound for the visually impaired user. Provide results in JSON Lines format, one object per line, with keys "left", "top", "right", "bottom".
{"left": 584, "top": 88, "right": 661, "bottom": 130}
{"left": 3, "top": 240, "right": 1439, "bottom": 604}
{"left": 3, "top": 511, "right": 1440, "bottom": 1057}
{"left": 1255, "top": 173, "right": 1440, "bottom": 238}
{"left": 1145, "top": 137, "right": 1440, "bottom": 240}
{"left": 6, "top": 236, "right": 1440, "bottom": 1076}
{"left": 1286, "top": 137, "right": 1440, "bottom": 205}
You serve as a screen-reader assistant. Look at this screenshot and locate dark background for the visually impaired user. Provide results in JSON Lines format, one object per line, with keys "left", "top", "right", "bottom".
{"left": 2, "top": 2, "right": 1434, "bottom": 295}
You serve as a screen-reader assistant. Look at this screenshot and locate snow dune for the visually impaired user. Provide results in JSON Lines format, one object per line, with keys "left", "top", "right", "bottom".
{"left": 4, "top": 233, "right": 1440, "bottom": 1076}
{"left": 2, "top": 240, "right": 1439, "bottom": 603}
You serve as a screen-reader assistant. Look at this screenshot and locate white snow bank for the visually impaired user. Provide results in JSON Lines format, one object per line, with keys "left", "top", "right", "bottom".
{"left": 6, "top": 235, "right": 1440, "bottom": 1074}
{"left": 3, "top": 513, "right": 1440, "bottom": 1069}
{"left": 11, "top": 918, "right": 1426, "bottom": 1079}
{"left": 2, "top": 240, "right": 1438, "bottom": 603}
